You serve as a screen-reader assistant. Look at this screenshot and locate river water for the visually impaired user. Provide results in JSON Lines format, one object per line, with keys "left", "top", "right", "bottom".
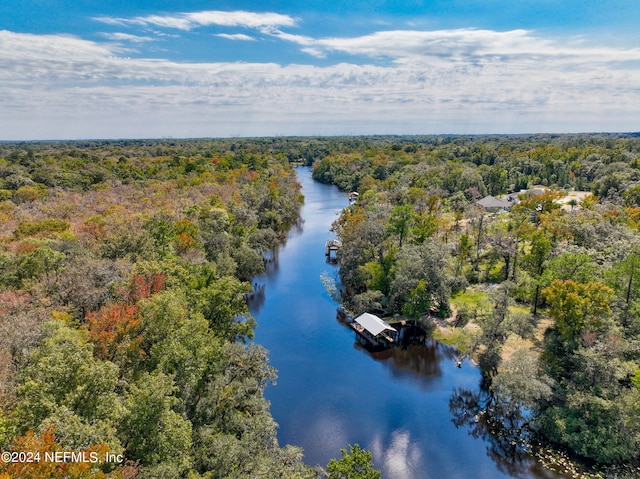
{"left": 249, "top": 167, "right": 561, "bottom": 479}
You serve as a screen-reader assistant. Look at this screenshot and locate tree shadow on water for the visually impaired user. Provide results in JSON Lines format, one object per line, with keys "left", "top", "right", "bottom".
{"left": 449, "top": 386, "right": 559, "bottom": 479}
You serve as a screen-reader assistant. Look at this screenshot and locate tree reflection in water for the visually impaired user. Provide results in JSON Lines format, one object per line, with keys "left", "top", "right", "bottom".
{"left": 449, "top": 385, "right": 559, "bottom": 479}
{"left": 371, "top": 342, "right": 443, "bottom": 377}
{"left": 361, "top": 339, "right": 462, "bottom": 389}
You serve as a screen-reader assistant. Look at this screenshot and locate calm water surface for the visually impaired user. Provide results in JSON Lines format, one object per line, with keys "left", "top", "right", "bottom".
{"left": 250, "top": 167, "right": 561, "bottom": 479}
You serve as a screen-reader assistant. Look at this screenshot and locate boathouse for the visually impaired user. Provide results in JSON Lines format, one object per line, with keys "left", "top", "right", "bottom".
{"left": 352, "top": 312, "right": 397, "bottom": 348}
{"left": 325, "top": 238, "right": 342, "bottom": 257}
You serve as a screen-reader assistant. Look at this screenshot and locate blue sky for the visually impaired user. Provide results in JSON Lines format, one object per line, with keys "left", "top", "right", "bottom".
{"left": 1, "top": 1, "right": 639, "bottom": 139}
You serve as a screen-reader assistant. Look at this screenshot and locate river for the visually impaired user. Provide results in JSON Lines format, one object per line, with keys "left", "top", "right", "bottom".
{"left": 249, "top": 167, "right": 562, "bottom": 479}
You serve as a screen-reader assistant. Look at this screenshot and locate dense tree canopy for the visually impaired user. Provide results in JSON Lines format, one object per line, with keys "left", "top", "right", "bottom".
{"left": 3, "top": 134, "right": 640, "bottom": 476}
{"left": 0, "top": 139, "right": 341, "bottom": 478}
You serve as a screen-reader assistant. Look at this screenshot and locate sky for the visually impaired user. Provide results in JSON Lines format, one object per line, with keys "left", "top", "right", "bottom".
{"left": 1, "top": 1, "right": 639, "bottom": 140}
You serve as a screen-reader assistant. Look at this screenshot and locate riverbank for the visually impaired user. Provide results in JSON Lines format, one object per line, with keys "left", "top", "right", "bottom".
{"left": 251, "top": 168, "right": 566, "bottom": 479}
{"left": 420, "top": 286, "right": 640, "bottom": 479}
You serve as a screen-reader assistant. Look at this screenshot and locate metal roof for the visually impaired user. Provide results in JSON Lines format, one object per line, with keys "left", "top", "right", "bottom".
{"left": 353, "top": 313, "right": 397, "bottom": 337}
{"left": 477, "top": 196, "right": 511, "bottom": 209}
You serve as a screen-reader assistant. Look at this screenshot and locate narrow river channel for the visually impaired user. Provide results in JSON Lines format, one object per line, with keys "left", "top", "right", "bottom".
{"left": 249, "top": 167, "right": 562, "bottom": 479}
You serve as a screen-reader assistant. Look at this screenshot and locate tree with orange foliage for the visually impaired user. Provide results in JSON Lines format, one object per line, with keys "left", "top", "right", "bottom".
{"left": 86, "top": 302, "right": 142, "bottom": 366}
{"left": 86, "top": 274, "right": 167, "bottom": 366}
{"left": 514, "top": 189, "right": 564, "bottom": 224}
{"left": 0, "top": 426, "right": 138, "bottom": 479}
{"left": 126, "top": 273, "right": 167, "bottom": 303}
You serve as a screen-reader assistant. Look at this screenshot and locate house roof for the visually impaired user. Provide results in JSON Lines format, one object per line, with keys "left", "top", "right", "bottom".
{"left": 353, "top": 313, "right": 397, "bottom": 337}
{"left": 477, "top": 195, "right": 511, "bottom": 209}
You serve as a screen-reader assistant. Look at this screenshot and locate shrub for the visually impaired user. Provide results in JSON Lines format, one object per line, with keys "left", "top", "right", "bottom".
{"left": 15, "top": 219, "right": 70, "bottom": 239}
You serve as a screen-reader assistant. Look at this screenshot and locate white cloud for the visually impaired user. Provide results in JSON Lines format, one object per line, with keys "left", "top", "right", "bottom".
{"left": 0, "top": 29, "right": 121, "bottom": 61}
{"left": 94, "top": 10, "right": 296, "bottom": 31}
{"left": 370, "top": 430, "right": 425, "bottom": 479}
{"left": 100, "top": 32, "right": 154, "bottom": 43}
{"left": 215, "top": 33, "right": 255, "bottom": 41}
{"left": 186, "top": 11, "right": 296, "bottom": 29}
{"left": 274, "top": 27, "right": 640, "bottom": 64}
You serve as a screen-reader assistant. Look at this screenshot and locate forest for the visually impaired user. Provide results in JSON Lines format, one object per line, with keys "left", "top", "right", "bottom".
{"left": 0, "top": 134, "right": 639, "bottom": 478}
{"left": 0, "top": 138, "right": 355, "bottom": 478}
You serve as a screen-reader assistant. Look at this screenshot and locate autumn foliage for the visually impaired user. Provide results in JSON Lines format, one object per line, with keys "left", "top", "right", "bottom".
{"left": 0, "top": 426, "right": 109, "bottom": 479}
{"left": 0, "top": 139, "right": 311, "bottom": 478}
{"left": 85, "top": 274, "right": 166, "bottom": 363}
{"left": 86, "top": 302, "right": 142, "bottom": 364}
{"left": 126, "top": 273, "right": 167, "bottom": 303}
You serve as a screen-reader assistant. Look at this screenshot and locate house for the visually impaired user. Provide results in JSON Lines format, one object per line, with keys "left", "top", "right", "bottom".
{"left": 476, "top": 195, "right": 511, "bottom": 212}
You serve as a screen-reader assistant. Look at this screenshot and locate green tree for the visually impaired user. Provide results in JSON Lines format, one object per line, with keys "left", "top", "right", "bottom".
{"left": 13, "top": 321, "right": 121, "bottom": 450}
{"left": 198, "top": 208, "right": 231, "bottom": 261}
{"left": 491, "top": 349, "right": 552, "bottom": 429}
{"left": 388, "top": 241, "right": 450, "bottom": 315}
{"left": 522, "top": 231, "right": 552, "bottom": 315}
{"left": 607, "top": 253, "right": 640, "bottom": 306}
{"left": 194, "top": 276, "right": 255, "bottom": 342}
{"left": 539, "top": 392, "right": 639, "bottom": 464}
{"left": 119, "top": 371, "right": 192, "bottom": 473}
{"left": 486, "top": 229, "right": 517, "bottom": 281}
{"left": 409, "top": 211, "right": 438, "bottom": 244}
{"left": 402, "top": 279, "right": 432, "bottom": 318}
{"left": 455, "top": 233, "right": 473, "bottom": 277}
{"left": 542, "top": 279, "right": 614, "bottom": 347}
{"left": 143, "top": 214, "right": 175, "bottom": 258}
{"left": 633, "top": 369, "right": 640, "bottom": 390}
{"left": 192, "top": 343, "right": 309, "bottom": 478}
{"left": 622, "top": 184, "right": 640, "bottom": 206}
{"left": 333, "top": 204, "right": 388, "bottom": 296}
{"left": 138, "top": 289, "right": 189, "bottom": 355}
{"left": 149, "top": 312, "right": 222, "bottom": 417}
{"left": 359, "top": 261, "right": 386, "bottom": 293}
{"left": 475, "top": 283, "right": 512, "bottom": 375}
{"left": 541, "top": 253, "right": 596, "bottom": 286}
{"left": 387, "top": 205, "right": 415, "bottom": 247}
{"left": 17, "top": 246, "right": 65, "bottom": 284}
{"left": 230, "top": 244, "right": 265, "bottom": 281}
{"left": 325, "top": 444, "right": 380, "bottom": 479}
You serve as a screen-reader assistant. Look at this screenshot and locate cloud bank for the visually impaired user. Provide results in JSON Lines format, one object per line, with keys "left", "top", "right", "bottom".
{"left": 287, "top": 28, "right": 640, "bottom": 63}
{"left": 1, "top": 8, "right": 639, "bottom": 139}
